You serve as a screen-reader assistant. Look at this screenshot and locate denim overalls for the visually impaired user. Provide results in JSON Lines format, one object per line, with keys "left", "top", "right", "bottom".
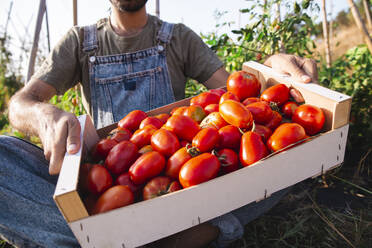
{"left": 82, "top": 21, "right": 176, "bottom": 128}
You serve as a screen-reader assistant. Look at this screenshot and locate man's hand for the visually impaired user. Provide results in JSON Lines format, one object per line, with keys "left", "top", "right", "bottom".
{"left": 9, "top": 79, "right": 81, "bottom": 175}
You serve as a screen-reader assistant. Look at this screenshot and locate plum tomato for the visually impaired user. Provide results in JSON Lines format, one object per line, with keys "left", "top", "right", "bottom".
{"left": 264, "top": 111, "right": 283, "bottom": 131}
{"left": 219, "top": 100, "right": 253, "bottom": 129}
{"left": 267, "top": 123, "right": 307, "bottom": 152}
{"left": 154, "top": 113, "right": 170, "bottom": 124}
{"left": 292, "top": 104, "right": 325, "bottom": 135}
{"left": 92, "top": 185, "right": 134, "bottom": 214}
{"left": 129, "top": 151, "right": 166, "bottom": 185}
{"left": 129, "top": 124, "right": 157, "bottom": 149}
{"left": 260, "top": 84, "right": 290, "bottom": 106}
{"left": 240, "top": 131, "right": 269, "bottom": 167}
{"left": 242, "top": 97, "right": 260, "bottom": 106}
{"left": 214, "top": 148, "right": 239, "bottom": 175}
{"left": 164, "top": 115, "right": 200, "bottom": 142}
{"left": 105, "top": 140, "right": 138, "bottom": 175}
{"left": 190, "top": 92, "right": 220, "bottom": 108}
{"left": 281, "top": 101, "right": 298, "bottom": 119}
{"left": 142, "top": 176, "right": 181, "bottom": 200}
{"left": 192, "top": 127, "right": 220, "bottom": 153}
{"left": 170, "top": 106, "right": 188, "bottom": 116}
{"left": 204, "top": 104, "right": 219, "bottom": 115}
{"left": 151, "top": 129, "right": 180, "bottom": 157}
{"left": 139, "top": 117, "right": 163, "bottom": 129}
{"left": 109, "top": 128, "right": 132, "bottom": 143}
{"left": 217, "top": 125, "right": 242, "bottom": 149}
{"left": 118, "top": 110, "right": 147, "bottom": 131}
{"left": 227, "top": 71, "right": 261, "bottom": 100}
{"left": 179, "top": 153, "right": 220, "bottom": 188}
{"left": 115, "top": 172, "right": 143, "bottom": 199}
{"left": 209, "top": 88, "right": 226, "bottom": 98}
{"left": 165, "top": 146, "right": 197, "bottom": 179}
{"left": 87, "top": 164, "right": 113, "bottom": 195}
{"left": 138, "top": 144, "right": 153, "bottom": 155}
{"left": 79, "top": 162, "right": 93, "bottom": 194}
{"left": 252, "top": 124, "right": 272, "bottom": 142}
{"left": 183, "top": 105, "right": 207, "bottom": 123}
{"left": 200, "top": 112, "right": 228, "bottom": 130}
{"left": 219, "top": 92, "right": 240, "bottom": 104}
{"left": 91, "top": 138, "right": 118, "bottom": 162}
{"left": 245, "top": 101, "right": 273, "bottom": 124}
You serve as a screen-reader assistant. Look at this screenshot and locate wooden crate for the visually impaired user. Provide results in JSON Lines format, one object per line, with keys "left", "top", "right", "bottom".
{"left": 54, "top": 61, "right": 352, "bottom": 248}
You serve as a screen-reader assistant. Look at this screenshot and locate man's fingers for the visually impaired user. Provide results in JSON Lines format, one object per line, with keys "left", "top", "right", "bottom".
{"left": 301, "top": 58, "right": 318, "bottom": 83}
{"left": 283, "top": 57, "right": 311, "bottom": 83}
{"left": 49, "top": 121, "right": 69, "bottom": 175}
{"left": 66, "top": 116, "right": 81, "bottom": 154}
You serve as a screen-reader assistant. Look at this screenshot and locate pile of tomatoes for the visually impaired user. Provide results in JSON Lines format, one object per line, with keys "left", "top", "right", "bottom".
{"left": 79, "top": 70, "right": 325, "bottom": 215}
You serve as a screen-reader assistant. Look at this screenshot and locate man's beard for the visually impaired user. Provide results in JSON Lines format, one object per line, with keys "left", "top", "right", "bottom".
{"left": 110, "top": 0, "right": 148, "bottom": 12}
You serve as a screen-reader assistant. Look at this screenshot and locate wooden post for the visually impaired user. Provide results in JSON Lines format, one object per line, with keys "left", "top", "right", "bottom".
{"left": 155, "top": 0, "right": 160, "bottom": 17}
{"left": 73, "top": 0, "right": 78, "bottom": 25}
{"left": 27, "top": 0, "right": 46, "bottom": 82}
{"left": 45, "top": 2, "right": 51, "bottom": 52}
{"left": 362, "top": 0, "right": 372, "bottom": 29}
{"left": 321, "top": 0, "right": 332, "bottom": 68}
{"left": 347, "top": 0, "right": 372, "bottom": 54}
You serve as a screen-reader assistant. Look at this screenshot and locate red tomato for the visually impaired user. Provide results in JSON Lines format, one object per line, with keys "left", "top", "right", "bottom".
{"left": 165, "top": 146, "right": 197, "bottom": 179}
{"left": 109, "top": 128, "right": 132, "bottom": 143}
{"left": 139, "top": 117, "right": 163, "bottom": 129}
{"left": 151, "top": 129, "right": 180, "bottom": 157}
{"left": 227, "top": 71, "right": 261, "bottom": 100}
{"left": 240, "top": 131, "right": 269, "bottom": 167}
{"left": 190, "top": 92, "right": 220, "bottom": 108}
{"left": 179, "top": 153, "right": 221, "bottom": 188}
{"left": 219, "top": 100, "right": 253, "bottom": 129}
{"left": 142, "top": 176, "right": 181, "bottom": 200}
{"left": 200, "top": 112, "right": 228, "bottom": 130}
{"left": 252, "top": 124, "right": 272, "bottom": 142}
{"left": 245, "top": 101, "right": 273, "bottom": 124}
{"left": 281, "top": 101, "right": 298, "bottom": 119}
{"left": 218, "top": 125, "right": 242, "bottom": 149}
{"left": 264, "top": 111, "right": 283, "bottom": 131}
{"left": 267, "top": 123, "right": 307, "bottom": 152}
{"left": 219, "top": 92, "right": 240, "bottom": 104}
{"left": 129, "top": 151, "right": 166, "bottom": 185}
{"left": 115, "top": 172, "right": 143, "bottom": 199}
{"left": 154, "top": 113, "right": 170, "bottom": 124}
{"left": 164, "top": 115, "right": 200, "bottom": 142}
{"left": 260, "top": 84, "right": 290, "bottom": 106}
{"left": 92, "top": 185, "right": 134, "bottom": 214}
{"left": 79, "top": 162, "right": 93, "bottom": 194}
{"left": 242, "top": 97, "right": 260, "bottom": 106}
{"left": 91, "top": 138, "right": 118, "bottom": 162}
{"left": 292, "top": 104, "right": 325, "bottom": 135}
{"left": 171, "top": 106, "right": 188, "bottom": 116}
{"left": 105, "top": 140, "right": 138, "bottom": 175}
{"left": 138, "top": 144, "right": 153, "bottom": 155}
{"left": 87, "top": 164, "right": 113, "bottom": 195}
{"left": 82, "top": 193, "right": 98, "bottom": 215}
{"left": 179, "top": 140, "right": 189, "bottom": 147}
{"left": 204, "top": 104, "right": 219, "bottom": 115}
{"left": 209, "top": 88, "right": 226, "bottom": 97}
{"left": 214, "top": 148, "right": 239, "bottom": 175}
{"left": 192, "top": 127, "right": 220, "bottom": 153}
{"left": 183, "top": 105, "right": 207, "bottom": 123}
{"left": 118, "top": 110, "right": 147, "bottom": 131}
{"left": 129, "top": 124, "right": 157, "bottom": 149}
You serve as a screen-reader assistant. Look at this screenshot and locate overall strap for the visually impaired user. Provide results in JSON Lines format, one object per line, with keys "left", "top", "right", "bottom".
{"left": 82, "top": 24, "right": 98, "bottom": 53}
{"left": 156, "top": 21, "right": 174, "bottom": 44}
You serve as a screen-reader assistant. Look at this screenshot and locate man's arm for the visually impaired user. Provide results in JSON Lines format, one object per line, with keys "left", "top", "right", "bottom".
{"left": 203, "top": 67, "right": 230, "bottom": 89}
{"left": 9, "top": 78, "right": 81, "bottom": 175}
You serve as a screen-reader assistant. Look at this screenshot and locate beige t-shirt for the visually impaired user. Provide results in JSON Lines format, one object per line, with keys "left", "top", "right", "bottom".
{"left": 33, "top": 15, "right": 223, "bottom": 116}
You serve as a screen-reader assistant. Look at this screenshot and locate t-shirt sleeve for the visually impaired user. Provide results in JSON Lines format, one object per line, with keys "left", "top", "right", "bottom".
{"left": 176, "top": 24, "right": 224, "bottom": 83}
{"left": 32, "top": 27, "right": 82, "bottom": 95}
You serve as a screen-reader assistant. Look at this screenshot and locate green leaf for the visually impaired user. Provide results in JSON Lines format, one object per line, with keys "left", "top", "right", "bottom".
{"left": 294, "top": 2, "right": 301, "bottom": 14}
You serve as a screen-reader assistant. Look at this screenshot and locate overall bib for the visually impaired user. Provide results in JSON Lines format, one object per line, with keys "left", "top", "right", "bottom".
{"left": 83, "top": 21, "right": 176, "bottom": 129}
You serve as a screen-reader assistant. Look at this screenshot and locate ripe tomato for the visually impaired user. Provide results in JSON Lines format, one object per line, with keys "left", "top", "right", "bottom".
{"left": 179, "top": 140, "right": 189, "bottom": 147}
{"left": 164, "top": 115, "right": 200, "bottom": 142}
{"left": 242, "top": 97, "right": 260, "bottom": 106}
{"left": 264, "top": 111, "right": 283, "bottom": 131}
{"left": 252, "top": 124, "right": 272, "bottom": 142}
{"left": 142, "top": 176, "right": 181, "bottom": 200}
{"left": 217, "top": 125, "right": 242, "bottom": 149}
{"left": 200, "top": 112, "right": 228, "bottom": 130}
{"left": 204, "top": 104, "right": 219, "bottom": 115}
{"left": 129, "top": 124, "right": 157, "bottom": 149}
{"left": 214, "top": 148, "right": 239, "bottom": 175}
{"left": 183, "top": 105, "right": 206, "bottom": 123}
{"left": 219, "top": 100, "right": 253, "bottom": 129}
{"left": 115, "top": 172, "right": 143, "bottom": 200}
{"left": 227, "top": 71, "right": 261, "bottom": 100}
{"left": 105, "top": 140, "right": 138, "bottom": 175}
{"left": 79, "top": 162, "right": 93, "bottom": 194}
{"left": 190, "top": 92, "right": 220, "bottom": 108}
{"left": 165, "top": 146, "right": 197, "bottom": 179}
{"left": 151, "top": 129, "right": 180, "bottom": 157}
{"left": 139, "top": 117, "right": 163, "bottom": 129}
{"left": 82, "top": 193, "right": 98, "bottom": 215}
{"left": 260, "top": 84, "right": 290, "bottom": 106}
{"left": 267, "top": 123, "right": 307, "bottom": 152}
{"left": 219, "top": 92, "right": 240, "bottom": 104}
{"left": 240, "top": 131, "right": 269, "bottom": 167}
{"left": 109, "top": 128, "right": 132, "bottom": 143}
{"left": 87, "top": 164, "right": 113, "bottom": 195}
{"left": 154, "top": 113, "right": 170, "bottom": 124}
{"left": 179, "top": 153, "right": 220, "bottom": 188}
{"left": 92, "top": 185, "right": 134, "bottom": 214}
{"left": 209, "top": 88, "right": 226, "bottom": 98}
{"left": 170, "top": 106, "right": 188, "bottom": 116}
{"left": 281, "top": 101, "right": 298, "bottom": 119}
{"left": 192, "top": 127, "right": 220, "bottom": 153}
{"left": 138, "top": 144, "right": 153, "bottom": 155}
{"left": 292, "top": 104, "right": 325, "bottom": 135}
{"left": 91, "top": 138, "right": 118, "bottom": 162}
{"left": 118, "top": 110, "right": 147, "bottom": 131}
{"left": 129, "top": 151, "right": 166, "bottom": 185}
{"left": 245, "top": 101, "right": 273, "bottom": 124}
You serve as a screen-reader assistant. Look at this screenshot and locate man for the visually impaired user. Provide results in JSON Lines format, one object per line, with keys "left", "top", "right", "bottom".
{"left": 1, "top": 0, "right": 317, "bottom": 247}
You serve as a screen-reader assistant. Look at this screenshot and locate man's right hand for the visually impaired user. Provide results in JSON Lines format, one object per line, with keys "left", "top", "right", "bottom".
{"left": 9, "top": 79, "right": 81, "bottom": 175}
